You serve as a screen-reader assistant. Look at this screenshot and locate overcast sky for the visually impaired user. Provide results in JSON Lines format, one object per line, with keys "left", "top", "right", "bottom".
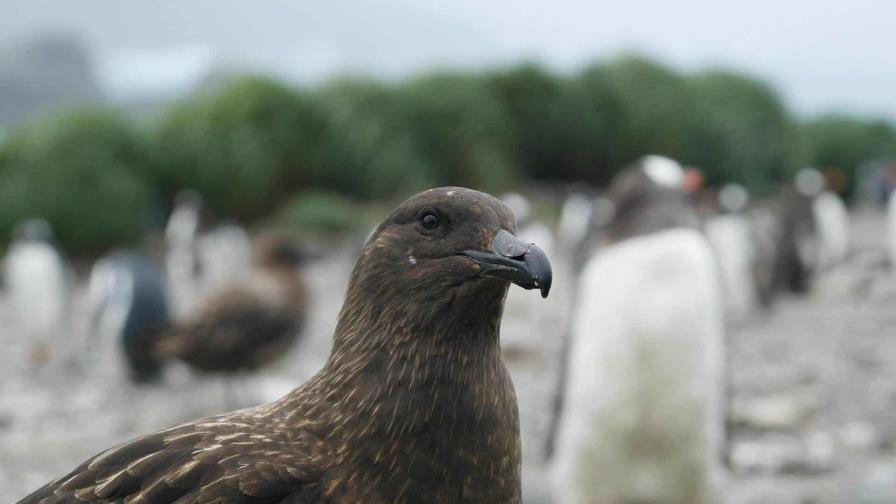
{"left": 2, "top": 0, "right": 894, "bottom": 119}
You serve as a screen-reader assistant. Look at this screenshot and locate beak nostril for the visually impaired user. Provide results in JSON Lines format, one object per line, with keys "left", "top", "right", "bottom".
{"left": 493, "top": 229, "right": 531, "bottom": 259}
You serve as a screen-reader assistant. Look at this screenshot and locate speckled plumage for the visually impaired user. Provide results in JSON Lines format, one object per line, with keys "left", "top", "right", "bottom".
{"left": 19, "top": 187, "right": 546, "bottom": 504}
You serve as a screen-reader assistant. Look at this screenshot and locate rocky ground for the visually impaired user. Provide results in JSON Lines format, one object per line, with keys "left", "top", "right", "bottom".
{"left": 725, "top": 209, "right": 896, "bottom": 504}
{"left": 1, "top": 212, "right": 895, "bottom": 502}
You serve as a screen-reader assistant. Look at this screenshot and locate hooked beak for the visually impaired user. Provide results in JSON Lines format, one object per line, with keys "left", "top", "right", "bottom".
{"left": 460, "top": 229, "right": 553, "bottom": 298}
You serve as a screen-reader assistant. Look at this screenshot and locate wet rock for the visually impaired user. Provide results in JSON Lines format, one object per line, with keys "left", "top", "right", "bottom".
{"left": 731, "top": 394, "right": 817, "bottom": 432}
{"left": 731, "top": 433, "right": 836, "bottom": 476}
{"left": 839, "top": 421, "right": 878, "bottom": 452}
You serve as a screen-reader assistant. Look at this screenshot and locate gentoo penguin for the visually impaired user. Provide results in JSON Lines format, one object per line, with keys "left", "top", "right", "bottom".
{"left": 804, "top": 169, "right": 850, "bottom": 271}
{"left": 743, "top": 204, "right": 781, "bottom": 308}
{"left": 164, "top": 190, "right": 203, "bottom": 319}
{"left": 3, "top": 219, "right": 70, "bottom": 366}
{"left": 165, "top": 192, "right": 253, "bottom": 318}
{"left": 704, "top": 183, "right": 759, "bottom": 320}
{"left": 768, "top": 170, "right": 822, "bottom": 295}
{"left": 599, "top": 154, "right": 700, "bottom": 242}
{"left": 549, "top": 155, "right": 725, "bottom": 504}
{"left": 85, "top": 251, "right": 171, "bottom": 382}
{"left": 195, "top": 221, "right": 253, "bottom": 292}
{"left": 557, "top": 189, "right": 593, "bottom": 261}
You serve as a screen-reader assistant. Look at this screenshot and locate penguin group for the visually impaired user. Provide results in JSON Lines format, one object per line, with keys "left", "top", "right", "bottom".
{"left": 539, "top": 157, "right": 858, "bottom": 504}
{"left": 3, "top": 191, "right": 309, "bottom": 388}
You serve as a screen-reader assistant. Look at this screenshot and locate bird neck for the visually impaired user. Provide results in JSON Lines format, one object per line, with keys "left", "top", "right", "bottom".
{"left": 324, "top": 279, "right": 509, "bottom": 393}
{"left": 289, "top": 281, "right": 520, "bottom": 501}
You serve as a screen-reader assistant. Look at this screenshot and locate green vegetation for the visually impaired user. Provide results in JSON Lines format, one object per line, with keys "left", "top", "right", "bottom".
{"left": 1, "top": 56, "right": 894, "bottom": 254}
{"left": 153, "top": 76, "right": 331, "bottom": 219}
{"left": 686, "top": 71, "right": 799, "bottom": 192}
{"left": 279, "top": 191, "right": 365, "bottom": 235}
{"left": 0, "top": 108, "right": 153, "bottom": 254}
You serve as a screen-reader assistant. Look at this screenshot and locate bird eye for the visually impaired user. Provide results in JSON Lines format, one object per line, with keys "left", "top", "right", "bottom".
{"left": 421, "top": 211, "right": 440, "bottom": 230}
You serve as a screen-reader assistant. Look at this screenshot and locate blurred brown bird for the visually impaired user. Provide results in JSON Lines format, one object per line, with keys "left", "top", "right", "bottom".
{"left": 18, "top": 187, "right": 552, "bottom": 504}
{"left": 155, "top": 235, "right": 308, "bottom": 374}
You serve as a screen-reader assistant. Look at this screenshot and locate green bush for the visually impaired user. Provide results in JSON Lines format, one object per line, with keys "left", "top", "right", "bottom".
{"left": 154, "top": 76, "right": 330, "bottom": 218}
{"left": 0, "top": 109, "right": 153, "bottom": 254}
{"left": 591, "top": 56, "right": 698, "bottom": 173}
{"left": 686, "top": 71, "right": 799, "bottom": 194}
{"left": 279, "top": 191, "right": 363, "bottom": 234}
{"left": 316, "top": 74, "right": 521, "bottom": 198}
{"left": 393, "top": 72, "right": 517, "bottom": 191}
{"left": 313, "top": 79, "right": 424, "bottom": 198}
{"left": 501, "top": 56, "right": 698, "bottom": 186}
{"left": 485, "top": 63, "right": 573, "bottom": 181}
{"left": 553, "top": 63, "right": 624, "bottom": 184}
{"left": 2, "top": 54, "right": 895, "bottom": 253}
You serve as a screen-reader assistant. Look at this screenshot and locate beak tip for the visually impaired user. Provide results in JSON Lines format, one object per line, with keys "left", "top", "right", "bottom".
{"left": 538, "top": 277, "right": 551, "bottom": 298}
{"left": 531, "top": 271, "right": 552, "bottom": 298}
{"left": 527, "top": 245, "right": 552, "bottom": 299}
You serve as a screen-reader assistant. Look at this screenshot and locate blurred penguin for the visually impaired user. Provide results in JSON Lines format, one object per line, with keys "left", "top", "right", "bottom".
{"left": 767, "top": 170, "right": 822, "bottom": 296}
{"left": 744, "top": 204, "right": 782, "bottom": 308}
{"left": 600, "top": 154, "right": 700, "bottom": 242}
{"left": 557, "top": 188, "right": 593, "bottom": 261}
{"left": 549, "top": 155, "right": 725, "bottom": 504}
{"left": 807, "top": 170, "right": 850, "bottom": 271}
{"left": 165, "top": 191, "right": 253, "bottom": 318}
{"left": 704, "top": 183, "right": 759, "bottom": 320}
{"left": 86, "top": 251, "right": 171, "bottom": 383}
{"left": 196, "top": 222, "right": 253, "bottom": 292}
{"left": 3, "top": 219, "right": 71, "bottom": 366}
{"left": 165, "top": 190, "right": 203, "bottom": 319}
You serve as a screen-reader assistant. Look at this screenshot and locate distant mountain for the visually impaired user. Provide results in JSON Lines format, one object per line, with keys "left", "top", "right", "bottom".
{"left": 0, "top": 33, "right": 103, "bottom": 126}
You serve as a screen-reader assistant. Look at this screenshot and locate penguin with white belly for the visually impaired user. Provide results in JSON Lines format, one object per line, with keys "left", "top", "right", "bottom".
{"left": 164, "top": 191, "right": 253, "bottom": 319}
{"left": 769, "top": 168, "right": 849, "bottom": 297}
{"left": 3, "top": 219, "right": 71, "bottom": 367}
{"left": 704, "top": 183, "right": 759, "bottom": 320}
{"left": 165, "top": 190, "right": 203, "bottom": 319}
{"left": 549, "top": 155, "right": 725, "bottom": 504}
{"left": 86, "top": 251, "right": 171, "bottom": 382}
{"left": 557, "top": 188, "right": 593, "bottom": 263}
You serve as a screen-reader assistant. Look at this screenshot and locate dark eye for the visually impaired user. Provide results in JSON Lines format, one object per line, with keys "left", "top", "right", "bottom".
{"left": 421, "top": 211, "right": 440, "bottom": 230}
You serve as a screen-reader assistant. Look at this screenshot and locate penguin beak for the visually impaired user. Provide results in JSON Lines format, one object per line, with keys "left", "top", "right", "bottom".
{"left": 460, "top": 229, "right": 553, "bottom": 298}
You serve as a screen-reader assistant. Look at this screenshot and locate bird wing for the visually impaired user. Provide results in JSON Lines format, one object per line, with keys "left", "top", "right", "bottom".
{"left": 17, "top": 416, "right": 325, "bottom": 504}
